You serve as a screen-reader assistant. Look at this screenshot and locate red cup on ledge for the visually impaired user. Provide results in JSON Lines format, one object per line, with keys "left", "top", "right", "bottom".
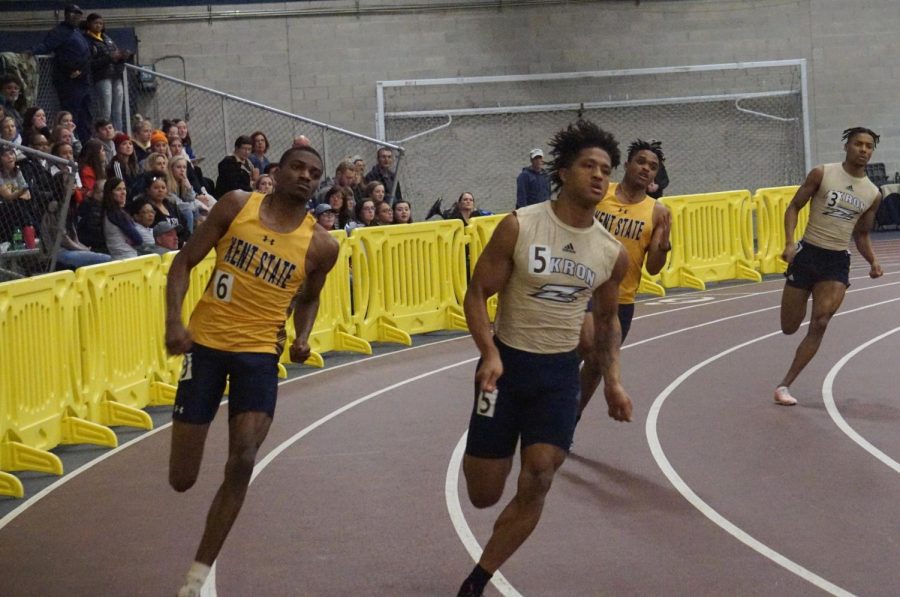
{"left": 23, "top": 225, "right": 36, "bottom": 249}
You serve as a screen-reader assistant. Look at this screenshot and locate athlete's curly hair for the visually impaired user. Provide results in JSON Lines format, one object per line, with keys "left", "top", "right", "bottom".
{"left": 626, "top": 138, "right": 665, "bottom": 164}
{"left": 547, "top": 119, "right": 620, "bottom": 193}
{"left": 842, "top": 127, "right": 880, "bottom": 148}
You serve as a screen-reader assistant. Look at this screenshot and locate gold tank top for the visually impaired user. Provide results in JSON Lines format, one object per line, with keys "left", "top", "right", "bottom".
{"left": 594, "top": 182, "right": 656, "bottom": 304}
{"left": 189, "top": 192, "right": 316, "bottom": 354}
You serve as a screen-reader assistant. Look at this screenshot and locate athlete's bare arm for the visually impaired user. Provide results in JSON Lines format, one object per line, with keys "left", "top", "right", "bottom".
{"left": 783, "top": 166, "right": 824, "bottom": 263}
{"left": 645, "top": 201, "right": 671, "bottom": 275}
{"left": 164, "top": 191, "right": 250, "bottom": 355}
{"left": 463, "top": 212, "right": 518, "bottom": 393}
{"left": 591, "top": 247, "right": 632, "bottom": 422}
{"left": 289, "top": 227, "right": 339, "bottom": 363}
{"left": 852, "top": 192, "right": 883, "bottom": 279}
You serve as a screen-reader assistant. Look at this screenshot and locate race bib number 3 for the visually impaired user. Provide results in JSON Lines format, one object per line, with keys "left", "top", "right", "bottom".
{"left": 212, "top": 270, "right": 234, "bottom": 303}
{"left": 476, "top": 389, "right": 498, "bottom": 418}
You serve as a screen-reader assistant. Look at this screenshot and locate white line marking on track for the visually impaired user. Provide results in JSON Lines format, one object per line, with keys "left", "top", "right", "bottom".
{"left": 822, "top": 326, "right": 900, "bottom": 475}
{"left": 646, "top": 296, "right": 900, "bottom": 596}
{"left": 446, "top": 433, "right": 522, "bottom": 597}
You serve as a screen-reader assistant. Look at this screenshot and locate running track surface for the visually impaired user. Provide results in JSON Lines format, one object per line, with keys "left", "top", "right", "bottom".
{"left": 2, "top": 236, "right": 900, "bottom": 597}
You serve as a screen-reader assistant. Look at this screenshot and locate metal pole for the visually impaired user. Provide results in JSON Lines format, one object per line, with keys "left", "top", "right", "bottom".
{"left": 47, "top": 173, "right": 76, "bottom": 273}
{"left": 122, "top": 67, "right": 132, "bottom": 134}
{"left": 799, "top": 59, "right": 813, "bottom": 173}
{"left": 222, "top": 97, "right": 230, "bottom": 159}
{"left": 390, "top": 150, "right": 402, "bottom": 204}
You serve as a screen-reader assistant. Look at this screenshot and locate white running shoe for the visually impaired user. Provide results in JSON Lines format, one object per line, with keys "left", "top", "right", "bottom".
{"left": 176, "top": 578, "right": 204, "bottom": 597}
{"left": 774, "top": 386, "right": 797, "bottom": 406}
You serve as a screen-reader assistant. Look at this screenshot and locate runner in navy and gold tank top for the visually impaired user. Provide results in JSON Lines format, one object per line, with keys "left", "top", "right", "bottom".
{"left": 775, "top": 127, "right": 884, "bottom": 407}
{"left": 164, "top": 145, "right": 339, "bottom": 597}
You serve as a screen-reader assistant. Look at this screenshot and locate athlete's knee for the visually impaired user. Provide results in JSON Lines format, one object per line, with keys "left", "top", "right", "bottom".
{"left": 518, "top": 456, "right": 558, "bottom": 502}
{"left": 468, "top": 485, "right": 504, "bottom": 509}
{"left": 169, "top": 469, "right": 197, "bottom": 493}
{"left": 808, "top": 312, "right": 834, "bottom": 335}
{"left": 224, "top": 445, "right": 258, "bottom": 485}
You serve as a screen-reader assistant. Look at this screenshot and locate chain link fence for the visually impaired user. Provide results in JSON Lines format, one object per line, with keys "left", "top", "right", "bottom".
{"left": 122, "top": 64, "right": 402, "bottom": 189}
{"left": 379, "top": 61, "right": 809, "bottom": 217}
{"left": 0, "top": 140, "right": 78, "bottom": 281}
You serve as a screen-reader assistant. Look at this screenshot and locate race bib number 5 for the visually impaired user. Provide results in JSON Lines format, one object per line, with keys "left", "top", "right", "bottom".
{"left": 528, "top": 244, "right": 551, "bottom": 275}
{"left": 477, "top": 389, "right": 498, "bottom": 418}
{"left": 212, "top": 269, "right": 234, "bottom": 302}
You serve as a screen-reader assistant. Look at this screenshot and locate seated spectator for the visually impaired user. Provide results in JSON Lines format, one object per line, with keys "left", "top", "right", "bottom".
{"left": 49, "top": 141, "right": 83, "bottom": 204}
{"left": 144, "top": 175, "right": 186, "bottom": 244}
{"left": 19, "top": 131, "right": 57, "bottom": 208}
{"left": 53, "top": 110, "right": 82, "bottom": 155}
{"left": 50, "top": 123, "right": 76, "bottom": 153}
{"left": 341, "top": 187, "right": 356, "bottom": 224}
{"left": 78, "top": 138, "right": 108, "bottom": 197}
{"left": 41, "top": 198, "right": 112, "bottom": 269}
{"left": 102, "top": 177, "right": 142, "bottom": 259}
{"left": 146, "top": 129, "right": 170, "bottom": 164}
{"left": 364, "top": 180, "right": 386, "bottom": 206}
{"left": 373, "top": 201, "right": 394, "bottom": 226}
{"left": 313, "top": 159, "right": 355, "bottom": 205}
{"left": 215, "top": 135, "right": 255, "bottom": 197}
{"left": 364, "top": 146, "right": 401, "bottom": 202}
{"left": 131, "top": 118, "right": 152, "bottom": 163}
{"left": 169, "top": 154, "right": 211, "bottom": 232}
{"left": 393, "top": 199, "right": 413, "bottom": 224}
{"left": 173, "top": 119, "right": 196, "bottom": 160}
{"left": 249, "top": 131, "right": 270, "bottom": 174}
{"left": 168, "top": 135, "right": 204, "bottom": 191}
{"left": 93, "top": 119, "right": 116, "bottom": 158}
{"left": 346, "top": 198, "right": 376, "bottom": 233}
{"left": 107, "top": 132, "right": 140, "bottom": 192}
{"left": 0, "top": 74, "right": 24, "bottom": 130}
{"left": 322, "top": 185, "right": 353, "bottom": 229}
{"left": 263, "top": 163, "right": 279, "bottom": 176}
{"left": 153, "top": 220, "right": 179, "bottom": 251}
{"left": 1, "top": 116, "right": 23, "bottom": 158}
{"left": 131, "top": 151, "right": 168, "bottom": 199}
{"left": 77, "top": 176, "right": 107, "bottom": 253}
{"left": 22, "top": 107, "right": 51, "bottom": 141}
{"left": 254, "top": 174, "right": 274, "bottom": 194}
{"left": 448, "top": 191, "right": 489, "bottom": 225}
{"left": 128, "top": 198, "right": 158, "bottom": 251}
{"left": 314, "top": 203, "right": 337, "bottom": 231}
{"left": 0, "top": 145, "right": 33, "bottom": 241}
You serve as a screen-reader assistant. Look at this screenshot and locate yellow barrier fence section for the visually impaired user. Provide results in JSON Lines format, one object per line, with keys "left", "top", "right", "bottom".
{"left": 351, "top": 220, "right": 468, "bottom": 344}
{"left": 465, "top": 214, "right": 505, "bottom": 320}
{"left": 76, "top": 255, "right": 164, "bottom": 431}
{"left": 658, "top": 191, "right": 761, "bottom": 290}
{"left": 0, "top": 271, "right": 116, "bottom": 497}
{"left": 280, "top": 230, "right": 371, "bottom": 368}
{"left": 753, "top": 186, "right": 809, "bottom": 274}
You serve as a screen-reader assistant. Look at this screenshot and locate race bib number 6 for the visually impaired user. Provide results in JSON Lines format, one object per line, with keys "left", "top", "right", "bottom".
{"left": 212, "top": 269, "right": 234, "bottom": 302}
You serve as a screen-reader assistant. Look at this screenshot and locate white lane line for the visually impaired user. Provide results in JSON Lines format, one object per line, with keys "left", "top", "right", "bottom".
{"left": 822, "top": 326, "right": 900, "bottom": 475}
{"left": 445, "top": 433, "right": 522, "bottom": 597}
{"left": 646, "top": 296, "right": 900, "bottom": 596}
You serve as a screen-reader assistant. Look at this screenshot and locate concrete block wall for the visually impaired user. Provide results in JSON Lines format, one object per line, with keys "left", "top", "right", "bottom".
{"left": 7, "top": 0, "right": 900, "bottom": 190}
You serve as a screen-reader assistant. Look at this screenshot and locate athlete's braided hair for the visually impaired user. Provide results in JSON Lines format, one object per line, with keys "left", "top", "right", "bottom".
{"left": 547, "top": 119, "right": 620, "bottom": 193}
{"left": 626, "top": 138, "right": 665, "bottom": 164}
{"left": 842, "top": 127, "right": 880, "bottom": 148}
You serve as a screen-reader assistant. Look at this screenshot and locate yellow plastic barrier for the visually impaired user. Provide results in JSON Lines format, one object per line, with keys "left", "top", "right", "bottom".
{"left": 465, "top": 214, "right": 505, "bottom": 321}
{"left": 351, "top": 220, "right": 468, "bottom": 344}
{"left": 0, "top": 271, "right": 116, "bottom": 496}
{"left": 76, "top": 255, "right": 165, "bottom": 431}
{"left": 280, "top": 230, "right": 371, "bottom": 368}
{"left": 638, "top": 269, "right": 665, "bottom": 297}
{"left": 753, "top": 186, "right": 809, "bottom": 274}
{"left": 658, "top": 191, "right": 761, "bottom": 290}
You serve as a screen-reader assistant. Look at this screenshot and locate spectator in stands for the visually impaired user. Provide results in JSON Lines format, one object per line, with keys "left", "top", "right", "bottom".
{"left": 215, "top": 135, "right": 255, "bottom": 197}
{"left": 0, "top": 145, "right": 33, "bottom": 241}
{"left": 365, "top": 146, "right": 402, "bottom": 202}
{"left": 167, "top": 135, "right": 200, "bottom": 188}
{"left": 374, "top": 201, "right": 394, "bottom": 225}
{"left": 249, "top": 131, "right": 270, "bottom": 174}
{"left": 49, "top": 141, "right": 83, "bottom": 204}
{"left": 168, "top": 155, "right": 206, "bottom": 232}
{"left": 149, "top": 130, "right": 170, "bottom": 162}
{"left": 132, "top": 118, "right": 152, "bottom": 163}
{"left": 30, "top": 4, "right": 93, "bottom": 141}
{"left": 0, "top": 75, "right": 25, "bottom": 131}
{"left": 78, "top": 138, "right": 107, "bottom": 197}
{"left": 347, "top": 198, "right": 376, "bottom": 233}
{"left": 53, "top": 110, "right": 82, "bottom": 155}
{"left": 107, "top": 132, "right": 140, "bottom": 192}
{"left": 314, "top": 203, "right": 338, "bottom": 230}
{"left": 22, "top": 107, "right": 51, "bottom": 141}
{"left": 93, "top": 119, "right": 116, "bottom": 158}
{"left": 292, "top": 134, "right": 311, "bottom": 148}
{"left": 254, "top": 174, "right": 274, "bottom": 194}
{"left": 85, "top": 12, "right": 130, "bottom": 132}
{"left": 41, "top": 197, "right": 112, "bottom": 269}
{"left": 19, "top": 132, "right": 56, "bottom": 208}
{"left": 172, "top": 119, "right": 196, "bottom": 160}
{"left": 341, "top": 186, "right": 356, "bottom": 224}
{"left": 313, "top": 160, "right": 356, "bottom": 205}
{"left": 448, "top": 191, "right": 489, "bottom": 225}
{"left": 364, "top": 180, "right": 386, "bottom": 206}
{"left": 320, "top": 185, "right": 347, "bottom": 229}
{"left": 102, "top": 177, "right": 142, "bottom": 259}
{"left": 77, "top": 175, "right": 107, "bottom": 252}
{"left": 393, "top": 199, "right": 413, "bottom": 224}
{"left": 128, "top": 198, "right": 160, "bottom": 252}
{"left": 515, "top": 147, "right": 551, "bottom": 208}
{"left": 145, "top": 175, "right": 186, "bottom": 243}
{"left": 1, "top": 116, "right": 23, "bottom": 157}
{"left": 153, "top": 220, "right": 179, "bottom": 251}
{"left": 132, "top": 151, "right": 168, "bottom": 198}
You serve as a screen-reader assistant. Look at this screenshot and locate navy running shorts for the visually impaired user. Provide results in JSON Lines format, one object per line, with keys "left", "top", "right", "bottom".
{"left": 173, "top": 343, "right": 280, "bottom": 425}
{"left": 785, "top": 240, "right": 851, "bottom": 290}
{"left": 585, "top": 300, "right": 636, "bottom": 344}
{"left": 465, "top": 338, "right": 580, "bottom": 458}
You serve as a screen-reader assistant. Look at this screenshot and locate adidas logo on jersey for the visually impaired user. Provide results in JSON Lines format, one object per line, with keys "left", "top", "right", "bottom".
{"left": 846, "top": 185, "right": 854, "bottom": 191}
{"left": 562, "top": 243, "right": 576, "bottom": 254}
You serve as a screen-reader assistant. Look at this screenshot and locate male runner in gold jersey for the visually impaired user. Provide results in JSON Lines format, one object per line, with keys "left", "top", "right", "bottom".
{"left": 165, "top": 145, "right": 338, "bottom": 597}
{"left": 578, "top": 139, "right": 671, "bottom": 419}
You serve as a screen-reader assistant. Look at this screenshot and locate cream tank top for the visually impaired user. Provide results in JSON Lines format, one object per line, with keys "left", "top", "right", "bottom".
{"left": 803, "top": 163, "right": 879, "bottom": 250}
{"left": 494, "top": 201, "right": 623, "bottom": 353}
